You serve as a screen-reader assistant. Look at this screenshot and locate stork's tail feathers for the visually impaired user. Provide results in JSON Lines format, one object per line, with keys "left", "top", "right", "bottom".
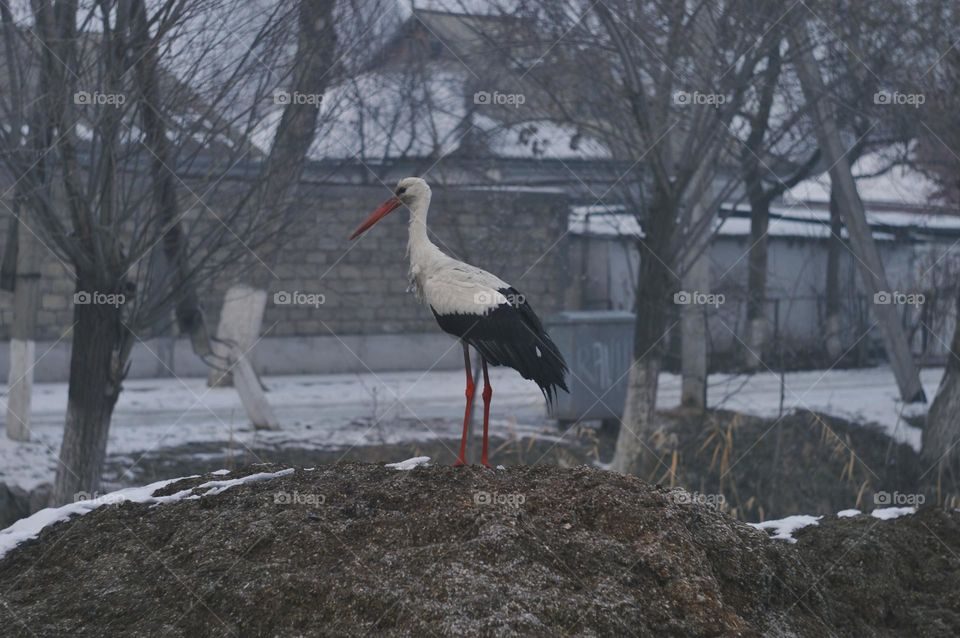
{"left": 430, "top": 287, "right": 569, "bottom": 404}
{"left": 470, "top": 329, "right": 569, "bottom": 404}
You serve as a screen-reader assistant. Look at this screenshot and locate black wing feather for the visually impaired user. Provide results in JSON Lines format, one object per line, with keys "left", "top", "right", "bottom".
{"left": 431, "top": 287, "right": 569, "bottom": 403}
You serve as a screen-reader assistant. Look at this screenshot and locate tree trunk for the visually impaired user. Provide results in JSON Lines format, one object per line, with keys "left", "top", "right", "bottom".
{"left": 130, "top": 0, "right": 211, "bottom": 360}
{"left": 741, "top": 45, "right": 780, "bottom": 372}
{"left": 824, "top": 188, "right": 844, "bottom": 361}
{"left": 923, "top": 292, "right": 960, "bottom": 469}
{"left": 744, "top": 186, "right": 770, "bottom": 371}
{"left": 612, "top": 191, "right": 675, "bottom": 474}
{"left": 209, "top": 284, "right": 266, "bottom": 387}
{"left": 133, "top": 0, "right": 274, "bottom": 431}
{"left": 680, "top": 292, "right": 708, "bottom": 408}
{"left": 209, "top": 284, "right": 278, "bottom": 429}
{"left": 612, "top": 358, "right": 662, "bottom": 475}
{"left": 790, "top": 25, "right": 925, "bottom": 403}
{"left": 6, "top": 339, "right": 34, "bottom": 441}
{"left": 679, "top": 164, "right": 714, "bottom": 409}
{"left": 51, "top": 288, "right": 129, "bottom": 505}
{"left": 5, "top": 199, "right": 42, "bottom": 441}
{"left": 210, "top": 0, "right": 336, "bottom": 389}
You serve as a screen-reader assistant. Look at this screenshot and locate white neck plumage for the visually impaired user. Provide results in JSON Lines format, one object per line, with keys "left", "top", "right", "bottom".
{"left": 405, "top": 192, "right": 444, "bottom": 303}
{"left": 406, "top": 192, "right": 438, "bottom": 264}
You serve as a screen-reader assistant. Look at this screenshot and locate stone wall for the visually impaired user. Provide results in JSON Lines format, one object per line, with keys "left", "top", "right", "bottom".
{"left": 0, "top": 183, "right": 571, "bottom": 343}
{"left": 0, "top": 236, "right": 76, "bottom": 342}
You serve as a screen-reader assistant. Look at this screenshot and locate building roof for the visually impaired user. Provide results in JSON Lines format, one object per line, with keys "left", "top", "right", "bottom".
{"left": 283, "top": 4, "right": 611, "bottom": 165}
{"left": 784, "top": 150, "right": 948, "bottom": 211}
{"left": 570, "top": 192, "right": 960, "bottom": 243}
{"left": 268, "top": 64, "right": 611, "bottom": 163}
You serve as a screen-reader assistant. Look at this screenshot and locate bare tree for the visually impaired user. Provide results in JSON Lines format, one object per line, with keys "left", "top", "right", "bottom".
{"left": 0, "top": 0, "right": 49, "bottom": 442}
{"left": 1, "top": 191, "right": 40, "bottom": 442}
{"left": 484, "top": 0, "right": 932, "bottom": 474}
{"left": 738, "top": 42, "right": 821, "bottom": 369}
{"left": 789, "top": 18, "right": 925, "bottom": 404}
{"left": 918, "top": 26, "right": 960, "bottom": 474}
{"left": 448, "top": 0, "right": 819, "bottom": 472}
{"left": 207, "top": 0, "right": 414, "bottom": 409}
{"left": 537, "top": 1, "right": 796, "bottom": 475}
{"left": 737, "top": 0, "right": 920, "bottom": 370}
{"left": 458, "top": 0, "right": 800, "bottom": 474}
{"left": 0, "top": 0, "right": 340, "bottom": 503}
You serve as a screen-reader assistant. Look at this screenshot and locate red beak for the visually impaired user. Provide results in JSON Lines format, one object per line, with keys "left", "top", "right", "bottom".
{"left": 349, "top": 197, "right": 402, "bottom": 239}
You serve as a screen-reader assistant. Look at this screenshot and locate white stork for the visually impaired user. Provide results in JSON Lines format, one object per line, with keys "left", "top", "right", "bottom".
{"left": 349, "top": 177, "right": 569, "bottom": 467}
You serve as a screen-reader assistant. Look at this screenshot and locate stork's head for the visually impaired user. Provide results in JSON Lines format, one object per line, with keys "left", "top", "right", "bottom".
{"left": 349, "top": 177, "right": 431, "bottom": 240}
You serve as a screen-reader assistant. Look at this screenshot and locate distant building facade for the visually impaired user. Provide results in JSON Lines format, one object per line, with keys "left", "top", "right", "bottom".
{"left": 2, "top": 8, "right": 958, "bottom": 379}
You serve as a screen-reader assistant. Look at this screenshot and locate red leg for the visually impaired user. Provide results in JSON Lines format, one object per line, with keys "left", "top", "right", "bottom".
{"left": 480, "top": 358, "right": 492, "bottom": 468}
{"left": 453, "top": 343, "right": 474, "bottom": 467}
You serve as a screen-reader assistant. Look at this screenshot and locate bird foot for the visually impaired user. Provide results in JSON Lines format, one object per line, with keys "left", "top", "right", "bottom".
{"left": 452, "top": 459, "right": 468, "bottom": 467}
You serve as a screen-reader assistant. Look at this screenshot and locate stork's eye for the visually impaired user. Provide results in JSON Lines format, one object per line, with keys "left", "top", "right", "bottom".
{"left": 396, "top": 187, "right": 407, "bottom": 195}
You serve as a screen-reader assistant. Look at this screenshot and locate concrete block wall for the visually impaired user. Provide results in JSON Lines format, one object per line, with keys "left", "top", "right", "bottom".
{"left": 0, "top": 183, "right": 571, "bottom": 378}
{"left": 207, "top": 183, "right": 571, "bottom": 340}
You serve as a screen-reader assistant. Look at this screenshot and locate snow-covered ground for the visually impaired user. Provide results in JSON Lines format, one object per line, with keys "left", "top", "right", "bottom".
{"left": 0, "top": 365, "right": 941, "bottom": 491}
{"left": 0, "top": 367, "right": 554, "bottom": 491}
{"left": 682, "top": 366, "right": 937, "bottom": 451}
{"left": 0, "top": 467, "right": 296, "bottom": 560}
{"left": 749, "top": 507, "right": 917, "bottom": 543}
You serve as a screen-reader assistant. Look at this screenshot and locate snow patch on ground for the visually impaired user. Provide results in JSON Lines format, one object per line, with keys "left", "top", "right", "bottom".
{"left": 664, "top": 366, "right": 936, "bottom": 451}
{"left": 0, "top": 367, "right": 553, "bottom": 491}
{"left": 749, "top": 515, "right": 823, "bottom": 543}
{"left": 749, "top": 506, "right": 917, "bottom": 544}
{"left": 0, "top": 365, "right": 939, "bottom": 493}
{"left": 0, "top": 475, "right": 193, "bottom": 560}
{"left": 195, "top": 469, "right": 295, "bottom": 496}
{"left": 0, "top": 469, "right": 295, "bottom": 560}
{"left": 386, "top": 456, "right": 431, "bottom": 470}
{"left": 871, "top": 506, "right": 916, "bottom": 520}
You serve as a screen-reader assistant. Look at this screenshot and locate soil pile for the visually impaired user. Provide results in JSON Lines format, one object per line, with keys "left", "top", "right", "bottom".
{"left": 0, "top": 463, "right": 956, "bottom": 637}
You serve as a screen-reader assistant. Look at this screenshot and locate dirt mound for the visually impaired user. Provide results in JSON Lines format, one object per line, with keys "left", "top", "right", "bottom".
{"left": 647, "top": 407, "right": 936, "bottom": 520}
{"left": 0, "top": 463, "right": 957, "bottom": 637}
{"left": 794, "top": 509, "right": 960, "bottom": 635}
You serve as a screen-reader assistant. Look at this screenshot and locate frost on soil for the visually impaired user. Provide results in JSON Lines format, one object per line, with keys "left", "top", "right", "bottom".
{"left": 0, "top": 464, "right": 955, "bottom": 637}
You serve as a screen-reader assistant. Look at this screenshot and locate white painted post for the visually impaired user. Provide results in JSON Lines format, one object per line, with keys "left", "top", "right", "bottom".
{"left": 5, "top": 209, "right": 41, "bottom": 441}
{"left": 6, "top": 338, "right": 34, "bottom": 440}
{"left": 211, "top": 284, "right": 279, "bottom": 430}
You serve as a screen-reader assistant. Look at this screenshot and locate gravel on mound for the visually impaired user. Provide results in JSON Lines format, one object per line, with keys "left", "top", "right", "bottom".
{"left": 0, "top": 463, "right": 954, "bottom": 637}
